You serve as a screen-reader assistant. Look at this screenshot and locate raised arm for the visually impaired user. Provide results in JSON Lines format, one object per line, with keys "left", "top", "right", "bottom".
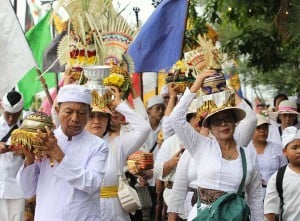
{"left": 116, "top": 101, "right": 151, "bottom": 157}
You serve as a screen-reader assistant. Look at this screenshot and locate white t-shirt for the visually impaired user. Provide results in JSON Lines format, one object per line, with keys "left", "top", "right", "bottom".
{"left": 264, "top": 165, "right": 300, "bottom": 221}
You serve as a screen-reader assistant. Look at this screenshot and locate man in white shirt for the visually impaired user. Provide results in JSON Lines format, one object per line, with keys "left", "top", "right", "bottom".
{"left": 19, "top": 85, "right": 109, "bottom": 221}
{"left": 0, "top": 91, "right": 25, "bottom": 221}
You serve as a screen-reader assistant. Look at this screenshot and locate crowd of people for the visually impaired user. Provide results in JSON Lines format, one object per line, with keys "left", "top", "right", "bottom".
{"left": 0, "top": 67, "right": 300, "bottom": 221}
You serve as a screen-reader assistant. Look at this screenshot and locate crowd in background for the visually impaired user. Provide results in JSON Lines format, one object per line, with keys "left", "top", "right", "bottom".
{"left": 0, "top": 68, "right": 300, "bottom": 221}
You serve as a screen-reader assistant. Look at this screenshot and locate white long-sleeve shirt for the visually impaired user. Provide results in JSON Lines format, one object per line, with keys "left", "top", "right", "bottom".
{"left": 0, "top": 116, "right": 24, "bottom": 199}
{"left": 169, "top": 88, "right": 264, "bottom": 221}
{"left": 19, "top": 127, "right": 108, "bottom": 221}
{"left": 264, "top": 165, "right": 300, "bottom": 221}
{"left": 100, "top": 102, "right": 151, "bottom": 221}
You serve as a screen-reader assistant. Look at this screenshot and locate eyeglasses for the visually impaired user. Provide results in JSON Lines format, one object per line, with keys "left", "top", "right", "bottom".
{"left": 210, "top": 116, "right": 235, "bottom": 127}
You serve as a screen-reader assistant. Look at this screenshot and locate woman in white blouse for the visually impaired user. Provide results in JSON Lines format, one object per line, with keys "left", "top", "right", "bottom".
{"left": 169, "top": 70, "right": 264, "bottom": 221}
{"left": 85, "top": 86, "right": 151, "bottom": 221}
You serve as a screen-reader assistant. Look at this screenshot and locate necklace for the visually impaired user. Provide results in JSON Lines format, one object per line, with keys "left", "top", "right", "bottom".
{"left": 222, "top": 148, "right": 235, "bottom": 160}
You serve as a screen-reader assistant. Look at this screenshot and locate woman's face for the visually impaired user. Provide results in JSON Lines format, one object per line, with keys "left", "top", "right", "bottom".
{"left": 85, "top": 111, "right": 110, "bottom": 138}
{"left": 209, "top": 110, "right": 236, "bottom": 140}
{"left": 279, "top": 113, "right": 297, "bottom": 129}
{"left": 252, "top": 124, "right": 269, "bottom": 143}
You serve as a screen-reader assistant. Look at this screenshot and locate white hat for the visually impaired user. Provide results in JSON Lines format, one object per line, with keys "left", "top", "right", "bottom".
{"left": 159, "top": 85, "right": 169, "bottom": 96}
{"left": 282, "top": 126, "right": 300, "bottom": 148}
{"left": 268, "top": 100, "right": 299, "bottom": 120}
{"left": 57, "top": 84, "right": 91, "bottom": 105}
{"left": 147, "top": 95, "right": 164, "bottom": 109}
{"left": 1, "top": 91, "right": 24, "bottom": 113}
{"left": 256, "top": 114, "right": 269, "bottom": 127}
{"left": 278, "top": 100, "right": 299, "bottom": 115}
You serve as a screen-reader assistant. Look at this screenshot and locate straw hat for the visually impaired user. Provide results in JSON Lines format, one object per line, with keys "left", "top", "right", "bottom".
{"left": 196, "top": 90, "right": 246, "bottom": 128}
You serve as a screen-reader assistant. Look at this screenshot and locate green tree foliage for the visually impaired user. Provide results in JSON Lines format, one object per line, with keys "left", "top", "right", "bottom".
{"left": 202, "top": 0, "right": 300, "bottom": 95}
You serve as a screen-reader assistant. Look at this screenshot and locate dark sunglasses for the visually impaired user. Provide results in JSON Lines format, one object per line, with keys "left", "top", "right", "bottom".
{"left": 210, "top": 116, "right": 235, "bottom": 127}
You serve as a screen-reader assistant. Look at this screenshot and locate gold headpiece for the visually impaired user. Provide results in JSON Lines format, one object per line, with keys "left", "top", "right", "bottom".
{"left": 195, "top": 90, "right": 246, "bottom": 127}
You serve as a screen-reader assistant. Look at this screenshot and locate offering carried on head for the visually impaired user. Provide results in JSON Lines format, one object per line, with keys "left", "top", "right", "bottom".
{"left": 165, "top": 60, "right": 196, "bottom": 93}
{"left": 10, "top": 112, "right": 55, "bottom": 166}
{"left": 127, "top": 150, "right": 153, "bottom": 175}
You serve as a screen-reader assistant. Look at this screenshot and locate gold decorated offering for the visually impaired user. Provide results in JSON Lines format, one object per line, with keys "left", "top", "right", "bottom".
{"left": 165, "top": 60, "right": 196, "bottom": 93}
{"left": 103, "top": 64, "right": 132, "bottom": 99}
{"left": 10, "top": 112, "right": 55, "bottom": 166}
{"left": 127, "top": 151, "right": 153, "bottom": 174}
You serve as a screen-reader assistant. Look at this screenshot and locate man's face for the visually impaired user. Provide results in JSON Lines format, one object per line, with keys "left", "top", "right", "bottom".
{"left": 109, "top": 111, "right": 125, "bottom": 132}
{"left": 284, "top": 139, "right": 300, "bottom": 166}
{"left": 3, "top": 111, "right": 22, "bottom": 127}
{"left": 56, "top": 102, "right": 90, "bottom": 138}
{"left": 147, "top": 104, "right": 165, "bottom": 121}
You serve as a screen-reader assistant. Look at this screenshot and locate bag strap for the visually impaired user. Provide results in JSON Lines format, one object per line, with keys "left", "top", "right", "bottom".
{"left": 1, "top": 124, "right": 18, "bottom": 142}
{"left": 197, "top": 147, "right": 247, "bottom": 207}
{"left": 149, "top": 141, "right": 157, "bottom": 153}
{"left": 237, "top": 147, "right": 247, "bottom": 194}
{"left": 276, "top": 165, "right": 287, "bottom": 220}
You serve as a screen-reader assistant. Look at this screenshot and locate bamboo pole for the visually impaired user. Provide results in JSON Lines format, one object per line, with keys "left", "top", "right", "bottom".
{"left": 35, "top": 67, "right": 53, "bottom": 106}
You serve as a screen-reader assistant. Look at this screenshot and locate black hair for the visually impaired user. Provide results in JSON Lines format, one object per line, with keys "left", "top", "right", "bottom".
{"left": 273, "top": 93, "right": 288, "bottom": 107}
{"left": 186, "top": 113, "right": 203, "bottom": 127}
{"left": 277, "top": 114, "right": 298, "bottom": 125}
{"left": 186, "top": 113, "right": 195, "bottom": 123}
{"left": 6, "top": 91, "right": 22, "bottom": 106}
{"left": 243, "top": 98, "right": 253, "bottom": 109}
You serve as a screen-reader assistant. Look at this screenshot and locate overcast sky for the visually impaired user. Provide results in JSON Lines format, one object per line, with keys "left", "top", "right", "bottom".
{"left": 12, "top": 0, "right": 155, "bottom": 30}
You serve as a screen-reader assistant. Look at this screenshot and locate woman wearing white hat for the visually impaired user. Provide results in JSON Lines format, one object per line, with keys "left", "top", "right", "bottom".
{"left": 169, "top": 71, "right": 264, "bottom": 220}
{"left": 268, "top": 100, "right": 300, "bottom": 147}
{"left": 247, "top": 114, "right": 287, "bottom": 197}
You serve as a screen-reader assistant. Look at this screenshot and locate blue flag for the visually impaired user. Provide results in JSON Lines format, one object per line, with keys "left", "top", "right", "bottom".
{"left": 128, "top": 0, "right": 188, "bottom": 72}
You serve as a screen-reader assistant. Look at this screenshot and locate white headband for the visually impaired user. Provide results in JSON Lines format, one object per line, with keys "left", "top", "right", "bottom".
{"left": 1, "top": 93, "right": 24, "bottom": 113}
{"left": 282, "top": 126, "right": 300, "bottom": 148}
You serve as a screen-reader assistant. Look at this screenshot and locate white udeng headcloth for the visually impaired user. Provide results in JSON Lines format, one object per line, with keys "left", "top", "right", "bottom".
{"left": 1, "top": 92, "right": 24, "bottom": 113}
{"left": 282, "top": 126, "right": 300, "bottom": 149}
{"left": 57, "top": 84, "right": 91, "bottom": 105}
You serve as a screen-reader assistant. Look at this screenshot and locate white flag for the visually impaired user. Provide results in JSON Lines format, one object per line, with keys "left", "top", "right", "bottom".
{"left": 0, "top": 0, "right": 36, "bottom": 98}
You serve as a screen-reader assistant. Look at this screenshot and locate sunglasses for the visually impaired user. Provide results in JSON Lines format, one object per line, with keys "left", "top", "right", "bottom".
{"left": 210, "top": 116, "right": 235, "bottom": 127}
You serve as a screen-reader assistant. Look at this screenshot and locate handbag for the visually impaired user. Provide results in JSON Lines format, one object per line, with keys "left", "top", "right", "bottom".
{"left": 136, "top": 186, "right": 153, "bottom": 209}
{"left": 117, "top": 175, "right": 141, "bottom": 213}
{"left": 111, "top": 140, "right": 141, "bottom": 213}
{"left": 193, "top": 147, "right": 251, "bottom": 221}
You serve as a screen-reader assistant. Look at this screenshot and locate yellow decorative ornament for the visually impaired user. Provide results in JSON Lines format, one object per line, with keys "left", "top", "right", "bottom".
{"left": 10, "top": 112, "right": 55, "bottom": 167}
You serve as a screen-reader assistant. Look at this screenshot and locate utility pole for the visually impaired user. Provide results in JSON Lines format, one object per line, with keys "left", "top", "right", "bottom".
{"left": 133, "top": 7, "right": 140, "bottom": 28}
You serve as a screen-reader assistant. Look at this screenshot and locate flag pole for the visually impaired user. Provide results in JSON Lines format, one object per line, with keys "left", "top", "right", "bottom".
{"left": 35, "top": 67, "right": 53, "bottom": 106}
{"left": 180, "top": 0, "right": 190, "bottom": 59}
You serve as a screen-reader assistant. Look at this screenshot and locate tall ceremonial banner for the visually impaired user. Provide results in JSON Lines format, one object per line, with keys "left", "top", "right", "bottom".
{"left": 18, "top": 11, "right": 56, "bottom": 110}
{"left": 0, "top": 0, "right": 36, "bottom": 98}
{"left": 128, "top": 0, "right": 188, "bottom": 72}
